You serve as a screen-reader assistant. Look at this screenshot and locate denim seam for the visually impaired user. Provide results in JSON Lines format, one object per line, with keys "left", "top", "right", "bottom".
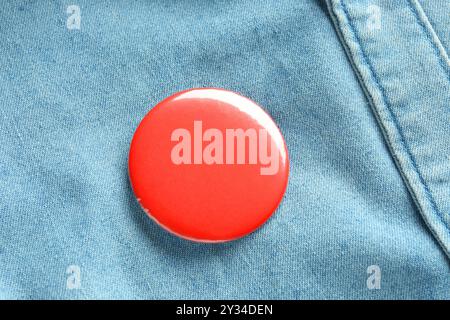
{"left": 338, "top": 1, "right": 447, "bottom": 229}
{"left": 407, "top": 0, "right": 450, "bottom": 83}
{"left": 327, "top": 0, "right": 449, "bottom": 257}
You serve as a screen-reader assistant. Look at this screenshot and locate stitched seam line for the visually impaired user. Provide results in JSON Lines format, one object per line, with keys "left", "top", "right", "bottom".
{"left": 407, "top": 0, "right": 450, "bottom": 83}
{"left": 338, "top": 1, "right": 448, "bottom": 231}
{"left": 327, "top": 0, "right": 450, "bottom": 257}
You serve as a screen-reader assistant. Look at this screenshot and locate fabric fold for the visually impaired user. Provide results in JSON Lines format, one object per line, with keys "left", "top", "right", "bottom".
{"left": 326, "top": 0, "right": 450, "bottom": 258}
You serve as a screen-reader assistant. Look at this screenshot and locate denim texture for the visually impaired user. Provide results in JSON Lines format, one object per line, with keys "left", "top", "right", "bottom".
{"left": 0, "top": 0, "right": 449, "bottom": 299}
{"left": 327, "top": 0, "right": 450, "bottom": 258}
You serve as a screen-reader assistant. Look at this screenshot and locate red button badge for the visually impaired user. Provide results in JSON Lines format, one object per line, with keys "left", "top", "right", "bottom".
{"left": 128, "top": 88, "right": 289, "bottom": 242}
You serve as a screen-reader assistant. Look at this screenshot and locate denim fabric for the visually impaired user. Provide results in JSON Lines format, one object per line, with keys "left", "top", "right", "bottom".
{"left": 327, "top": 0, "right": 450, "bottom": 259}
{"left": 0, "top": 0, "right": 449, "bottom": 299}
{"left": 418, "top": 0, "right": 450, "bottom": 56}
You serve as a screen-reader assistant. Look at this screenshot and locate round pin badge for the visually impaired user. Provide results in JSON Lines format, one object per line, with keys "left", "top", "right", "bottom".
{"left": 128, "top": 88, "right": 289, "bottom": 242}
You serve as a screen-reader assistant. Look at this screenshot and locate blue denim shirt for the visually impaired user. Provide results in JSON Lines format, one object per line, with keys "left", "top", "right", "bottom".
{"left": 0, "top": 0, "right": 449, "bottom": 299}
